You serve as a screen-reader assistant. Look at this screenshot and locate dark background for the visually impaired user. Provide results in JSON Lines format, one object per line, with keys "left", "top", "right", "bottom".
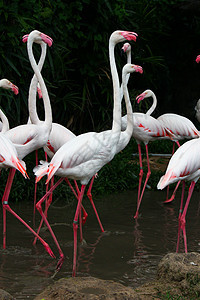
{"left": 1, "top": 0, "right": 200, "bottom": 133}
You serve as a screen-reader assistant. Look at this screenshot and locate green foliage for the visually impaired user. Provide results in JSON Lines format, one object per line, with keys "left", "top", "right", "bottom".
{"left": 0, "top": 0, "right": 172, "bottom": 132}
{"left": 1, "top": 0, "right": 200, "bottom": 201}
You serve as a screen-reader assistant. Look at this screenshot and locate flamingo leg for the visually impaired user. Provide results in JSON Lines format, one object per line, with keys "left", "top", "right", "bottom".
{"left": 35, "top": 177, "right": 65, "bottom": 270}
{"left": 34, "top": 177, "right": 88, "bottom": 244}
{"left": 86, "top": 176, "right": 104, "bottom": 232}
{"left": 33, "top": 177, "right": 64, "bottom": 245}
{"left": 34, "top": 176, "right": 55, "bottom": 244}
{"left": 137, "top": 143, "right": 143, "bottom": 208}
{"left": 64, "top": 178, "right": 88, "bottom": 224}
{"left": 164, "top": 180, "right": 181, "bottom": 204}
{"left": 33, "top": 149, "right": 38, "bottom": 225}
{"left": 176, "top": 181, "right": 185, "bottom": 252}
{"left": 2, "top": 168, "right": 55, "bottom": 258}
{"left": 134, "top": 144, "right": 151, "bottom": 219}
{"left": 177, "top": 181, "right": 195, "bottom": 253}
{"left": 72, "top": 184, "right": 86, "bottom": 277}
{"left": 2, "top": 168, "right": 16, "bottom": 248}
{"left": 165, "top": 141, "right": 181, "bottom": 203}
{"left": 79, "top": 205, "right": 83, "bottom": 243}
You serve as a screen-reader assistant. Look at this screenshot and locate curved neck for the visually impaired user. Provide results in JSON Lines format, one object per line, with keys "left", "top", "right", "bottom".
{"left": 146, "top": 92, "right": 157, "bottom": 115}
{"left": 27, "top": 37, "right": 52, "bottom": 127}
{"left": 0, "top": 109, "right": 9, "bottom": 133}
{"left": 28, "top": 42, "right": 47, "bottom": 124}
{"left": 122, "top": 71, "right": 133, "bottom": 135}
{"left": 120, "top": 50, "right": 131, "bottom": 101}
{"left": 109, "top": 38, "right": 121, "bottom": 135}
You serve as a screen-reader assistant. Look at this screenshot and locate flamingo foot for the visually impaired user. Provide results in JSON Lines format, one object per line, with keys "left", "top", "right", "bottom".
{"left": 164, "top": 195, "right": 175, "bottom": 204}
{"left": 134, "top": 211, "right": 139, "bottom": 219}
{"left": 56, "top": 254, "right": 65, "bottom": 271}
{"left": 43, "top": 242, "right": 56, "bottom": 259}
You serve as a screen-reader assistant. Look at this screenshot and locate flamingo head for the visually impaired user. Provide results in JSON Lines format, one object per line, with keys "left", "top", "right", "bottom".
{"left": 110, "top": 30, "right": 138, "bottom": 44}
{"left": 22, "top": 30, "right": 53, "bottom": 47}
{"left": 196, "top": 55, "right": 200, "bottom": 63}
{"left": 0, "top": 79, "right": 19, "bottom": 95}
{"left": 22, "top": 34, "right": 28, "bottom": 43}
{"left": 123, "top": 63, "right": 143, "bottom": 77}
{"left": 136, "top": 89, "right": 153, "bottom": 104}
{"left": 121, "top": 31, "right": 138, "bottom": 42}
{"left": 121, "top": 42, "right": 131, "bottom": 54}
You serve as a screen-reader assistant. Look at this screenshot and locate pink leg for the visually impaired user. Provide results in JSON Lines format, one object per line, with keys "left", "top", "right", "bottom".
{"left": 79, "top": 205, "right": 83, "bottom": 243}
{"left": 2, "top": 169, "right": 55, "bottom": 258}
{"left": 33, "top": 176, "right": 55, "bottom": 245}
{"left": 137, "top": 143, "right": 143, "bottom": 210}
{"left": 34, "top": 177, "right": 88, "bottom": 245}
{"left": 165, "top": 142, "right": 177, "bottom": 202}
{"left": 35, "top": 177, "right": 65, "bottom": 270}
{"left": 2, "top": 168, "right": 16, "bottom": 249}
{"left": 164, "top": 180, "right": 181, "bottom": 203}
{"left": 86, "top": 176, "right": 104, "bottom": 232}
{"left": 33, "top": 149, "right": 38, "bottom": 225}
{"left": 177, "top": 181, "right": 195, "bottom": 253}
{"left": 134, "top": 144, "right": 151, "bottom": 219}
{"left": 176, "top": 181, "right": 185, "bottom": 252}
{"left": 65, "top": 178, "right": 88, "bottom": 224}
{"left": 72, "top": 184, "right": 86, "bottom": 277}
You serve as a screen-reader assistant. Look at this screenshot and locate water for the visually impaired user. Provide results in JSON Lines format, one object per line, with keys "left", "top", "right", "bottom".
{"left": 0, "top": 188, "right": 199, "bottom": 299}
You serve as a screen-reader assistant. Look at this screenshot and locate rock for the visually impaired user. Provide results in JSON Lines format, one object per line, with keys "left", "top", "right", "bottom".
{"left": 157, "top": 252, "right": 200, "bottom": 297}
{"left": 34, "top": 276, "right": 140, "bottom": 300}
{"left": 0, "top": 289, "right": 14, "bottom": 300}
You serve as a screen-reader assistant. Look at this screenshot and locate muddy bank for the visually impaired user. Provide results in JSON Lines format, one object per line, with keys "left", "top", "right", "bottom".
{"left": 33, "top": 252, "right": 200, "bottom": 299}
{"left": 1, "top": 252, "right": 199, "bottom": 299}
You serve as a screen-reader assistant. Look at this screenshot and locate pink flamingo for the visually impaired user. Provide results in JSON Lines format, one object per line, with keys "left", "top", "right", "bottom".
{"left": 34, "top": 62, "right": 142, "bottom": 276}
{"left": 157, "top": 137, "right": 200, "bottom": 253}
{"left": 159, "top": 53, "right": 200, "bottom": 203}
{"left": 122, "top": 89, "right": 172, "bottom": 219}
{"left": 0, "top": 78, "right": 19, "bottom": 132}
{"left": 157, "top": 112, "right": 200, "bottom": 203}
{"left": 2, "top": 30, "right": 55, "bottom": 259}
{"left": 32, "top": 41, "right": 134, "bottom": 241}
{"left": 32, "top": 30, "right": 139, "bottom": 276}
{"left": 22, "top": 34, "right": 103, "bottom": 231}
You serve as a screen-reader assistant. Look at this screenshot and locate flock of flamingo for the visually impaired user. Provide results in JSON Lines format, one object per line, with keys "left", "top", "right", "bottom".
{"left": 0, "top": 29, "right": 200, "bottom": 277}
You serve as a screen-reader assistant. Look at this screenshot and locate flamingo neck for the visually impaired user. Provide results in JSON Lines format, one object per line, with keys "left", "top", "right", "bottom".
{"left": 0, "top": 109, "right": 9, "bottom": 133}
{"left": 120, "top": 49, "right": 131, "bottom": 101}
{"left": 27, "top": 37, "right": 52, "bottom": 128}
{"left": 122, "top": 70, "right": 133, "bottom": 136}
{"left": 109, "top": 38, "right": 121, "bottom": 136}
{"left": 29, "top": 42, "right": 47, "bottom": 125}
{"left": 146, "top": 92, "right": 157, "bottom": 115}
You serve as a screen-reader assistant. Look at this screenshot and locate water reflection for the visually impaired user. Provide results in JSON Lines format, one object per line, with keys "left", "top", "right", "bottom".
{"left": 0, "top": 189, "right": 199, "bottom": 299}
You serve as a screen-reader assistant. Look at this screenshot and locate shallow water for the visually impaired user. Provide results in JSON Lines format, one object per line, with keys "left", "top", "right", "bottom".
{"left": 0, "top": 188, "right": 199, "bottom": 299}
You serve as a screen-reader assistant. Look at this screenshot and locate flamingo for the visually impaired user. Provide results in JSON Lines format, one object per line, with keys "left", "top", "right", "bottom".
{"left": 158, "top": 53, "right": 200, "bottom": 203}
{"left": 157, "top": 111, "right": 200, "bottom": 203}
{"left": 157, "top": 137, "right": 200, "bottom": 253}
{"left": 1, "top": 30, "right": 55, "bottom": 258}
{"left": 0, "top": 79, "right": 19, "bottom": 132}
{"left": 34, "top": 62, "right": 142, "bottom": 276}
{"left": 22, "top": 34, "right": 103, "bottom": 232}
{"left": 195, "top": 55, "right": 200, "bottom": 122}
{"left": 194, "top": 98, "right": 200, "bottom": 123}
{"left": 33, "top": 30, "right": 139, "bottom": 276}
{"left": 32, "top": 41, "right": 134, "bottom": 241}
{"left": 121, "top": 89, "right": 172, "bottom": 219}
